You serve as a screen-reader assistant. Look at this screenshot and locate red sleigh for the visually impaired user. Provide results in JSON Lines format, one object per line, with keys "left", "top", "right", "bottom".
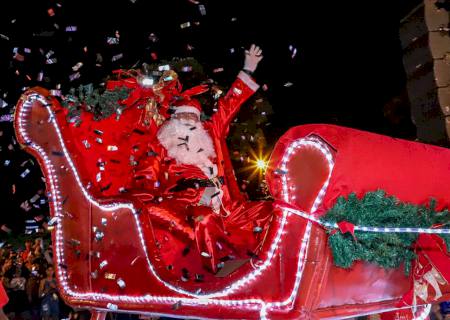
{"left": 14, "top": 88, "right": 450, "bottom": 319}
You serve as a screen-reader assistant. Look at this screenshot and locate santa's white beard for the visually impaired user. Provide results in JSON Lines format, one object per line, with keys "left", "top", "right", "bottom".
{"left": 157, "top": 118, "right": 217, "bottom": 173}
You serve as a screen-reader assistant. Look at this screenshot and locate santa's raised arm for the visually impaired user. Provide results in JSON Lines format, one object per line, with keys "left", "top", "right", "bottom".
{"left": 210, "top": 44, "right": 263, "bottom": 135}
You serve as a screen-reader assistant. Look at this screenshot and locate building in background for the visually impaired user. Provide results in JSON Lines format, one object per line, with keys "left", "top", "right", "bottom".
{"left": 399, "top": 0, "right": 450, "bottom": 145}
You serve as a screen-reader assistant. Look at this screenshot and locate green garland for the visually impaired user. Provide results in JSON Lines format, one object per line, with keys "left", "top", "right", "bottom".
{"left": 61, "top": 84, "right": 130, "bottom": 123}
{"left": 320, "top": 190, "right": 450, "bottom": 274}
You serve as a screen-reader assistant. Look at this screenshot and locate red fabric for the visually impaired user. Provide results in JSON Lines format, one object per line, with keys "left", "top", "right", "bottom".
{"left": 337, "top": 221, "right": 356, "bottom": 239}
{"left": 268, "top": 124, "right": 450, "bottom": 214}
{"left": 0, "top": 282, "right": 8, "bottom": 308}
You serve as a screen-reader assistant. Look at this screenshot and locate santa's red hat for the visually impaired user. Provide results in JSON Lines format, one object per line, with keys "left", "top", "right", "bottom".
{"left": 172, "top": 97, "right": 202, "bottom": 118}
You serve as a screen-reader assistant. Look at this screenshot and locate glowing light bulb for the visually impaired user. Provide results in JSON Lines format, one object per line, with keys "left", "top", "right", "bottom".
{"left": 256, "top": 159, "right": 268, "bottom": 170}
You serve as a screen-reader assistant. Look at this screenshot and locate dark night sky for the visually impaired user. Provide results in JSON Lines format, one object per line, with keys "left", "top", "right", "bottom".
{"left": 0, "top": 0, "right": 416, "bottom": 132}
{"left": 0, "top": 0, "right": 419, "bottom": 232}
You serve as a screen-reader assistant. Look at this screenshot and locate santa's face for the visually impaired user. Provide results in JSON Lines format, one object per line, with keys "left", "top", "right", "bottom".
{"left": 157, "top": 116, "right": 217, "bottom": 169}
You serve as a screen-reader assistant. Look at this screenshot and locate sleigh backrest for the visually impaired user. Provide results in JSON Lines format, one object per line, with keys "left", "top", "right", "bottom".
{"left": 14, "top": 89, "right": 159, "bottom": 302}
{"left": 268, "top": 124, "right": 450, "bottom": 318}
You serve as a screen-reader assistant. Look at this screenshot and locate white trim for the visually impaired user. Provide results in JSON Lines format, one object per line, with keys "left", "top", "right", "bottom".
{"left": 174, "top": 106, "right": 201, "bottom": 117}
{"left": 238, "top": 71, "right": 260, "bottom": 92}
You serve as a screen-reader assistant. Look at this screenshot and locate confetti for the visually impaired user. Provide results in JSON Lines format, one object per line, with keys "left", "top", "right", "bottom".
{"left": 72, "top": 62, "right": 83, "bottom": 71}
{"left": 14, "top": 53, "right": 25, "bottom": 61}
{"left": 148, "top": 33, "right": 158, "bottom": 42}
{"left": 117, "top": 278, "right": 126, "bottom": 289}
{"left": 201, "top": 251, "right": 211, "bottom": 258}
{"left": 65, "top": 26, "right": 77, "bottom": 32}
{"left": 99, "top": 260, "right": 108, "bottom": 269}
{"left": 47, "top": 8, "right": 55, "bottom": 17}
{"left": 213, "top": 67, "right": 224, "bottom": 73}
{"left": 69, "top": 72, "right": 80, "bottom": 81}
{"left": 91, "top": 270, "right": 98, "bottom": 279}
{"left": 284, "top": 82, "right": 293, "bottom": 87}
{"left": 1, "top": 225, "right": 12, "bottom": 234}
{"left": 95, "top": 231, "right": 104, "bottom": 241}
{"left": 35, "top": 31, "right": 55, "bottom": 37}
{"left": 199, "top": 4, "right": 206, "bottom": 15}
{"left": 158, "top": 64, "right": 170, "bottom": 71}
{"left": 106, "top": 303, "right": 118, "bottom": 311}
{"left": 0, "top": 34, "right": 9, "bottom": 41}
{"left": 20, "top": 201, "right": 31, "bottom": 211}
{"left": 253, "top": 226, "right": 263, "bottom": 233}
{"left": 195, "top": 274, "right": 204, "bottom": 282}
{"left": 90, "top": 251, "right": 101, "bottom": 259}
{"left": 82, "top": 140, "right": 91, "bottom": 149}
{"left": 20, "top": 169, "right": 30, "bottom": 178}
{"left": 107, "top": 37, "right": 119, "bottom": 45}
{"left": 46, "top": 58, "right": 57, "bottom": 64}
{"left": 111, "top": 53, "right": 123, "bottom": 62}
{"left": 50, "top": 89, "right": 61, "bottom": 96}
{"left": 30, "top": 194, "right": 40, "bottom": 203}
{"left": 0, "top": 115, "right": 11, "bottom": 122}
{"left": 0, "top": 98, "right": 7, "bottom": 108}
{"left": 101, "top": 218, "right": 107, "bottom": 226}
{"left": 180, "top": 273, "right": 189, "bottom": 282}
{"left": 51, "top": 151, "right": 64, "bottom": 157}
{"left": 180, "top": 22, "right": 191, "bottom": 29}
{"left": 172, "top": 301, "right": 182, "bottom": 310}
{"left": 104, "top": 273, "right": 116, "bottom": 280}
{"left": 45, "top": 50, "right": 54, "bottom": 58}
{"left": 289, "top": 45, "right": 298, "bottom": 59}
{"left": 48, "top": 217, "right": 59, "bottom": 226}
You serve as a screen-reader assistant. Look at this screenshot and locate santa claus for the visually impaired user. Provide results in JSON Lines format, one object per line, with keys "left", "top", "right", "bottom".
{"left": 134, "top": 45, "right": 275, "bottom": 273}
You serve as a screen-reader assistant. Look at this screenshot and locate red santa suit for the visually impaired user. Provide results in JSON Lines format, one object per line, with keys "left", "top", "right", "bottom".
{"left": 134, "top": 71, "right": 274, "bottom": 272}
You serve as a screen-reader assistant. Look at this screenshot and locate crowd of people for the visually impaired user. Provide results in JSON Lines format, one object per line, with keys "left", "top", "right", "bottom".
{"left": 0, "top": 234, "right": 449, "bottom": 320}
{"left": 0, "top": 238, "right": 87, "bottom": 320}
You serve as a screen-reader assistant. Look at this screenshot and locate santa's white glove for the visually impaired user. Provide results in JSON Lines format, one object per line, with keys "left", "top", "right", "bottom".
{"left": 244, "top": 44, "right": 263, "bottom": 73}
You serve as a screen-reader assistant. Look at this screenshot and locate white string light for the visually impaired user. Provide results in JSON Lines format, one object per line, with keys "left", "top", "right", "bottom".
{"left": 16, "top": 93, "right": 424, "bottom": 319}
{"left": 276, "top": 206, "right": 450, "bottom": 235}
